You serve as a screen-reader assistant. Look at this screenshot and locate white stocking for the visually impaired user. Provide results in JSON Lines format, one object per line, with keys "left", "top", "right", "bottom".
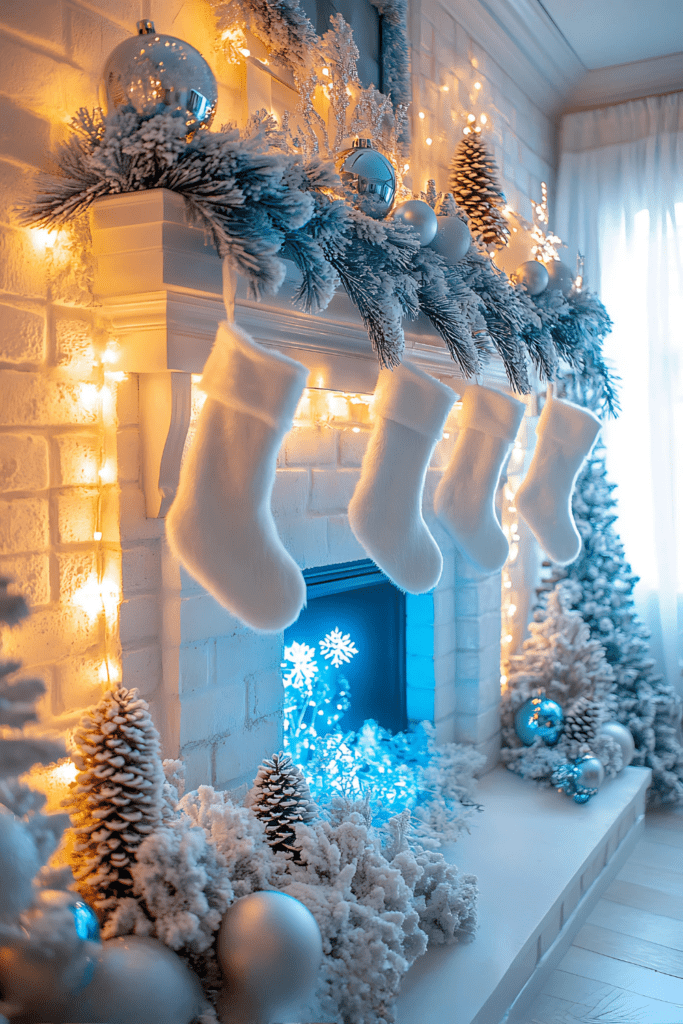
{"left": 434, "top": 385, "right": 526, "bottom": 573}
{"left": 348, "top": 362, "right": 455, "bottom": 593}
{"left": 516, "top": 394, "right": 601, "bottom": 565}
{"left": 166, "top": 321, "right": 308, "bottom": 632}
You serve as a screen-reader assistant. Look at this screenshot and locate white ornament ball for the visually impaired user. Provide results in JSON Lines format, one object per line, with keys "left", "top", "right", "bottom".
{"left": 427, "top": 215, "right": 472, "bottom": 264}
{"left": 68, "top": 936, "right": 206, "bottom": 1024}
{"left": 390, "top": 200, "right": 438, "bottom": 246}
{"left": 544, "top": 259, "right": 574, "bottom": 295}
{"left": 514, "top": 260, "right": 549, "bottom": 296}
{"left": 217, "top": 891, "right": 323, "bottom": 1024}
{"left": 599, "top": 721, "right": 636, "bottom": 769}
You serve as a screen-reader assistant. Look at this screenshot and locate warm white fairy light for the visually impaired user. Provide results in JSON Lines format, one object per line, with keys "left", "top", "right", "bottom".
{"left": 529, "top": 181, "right": 563, "bottom": 263}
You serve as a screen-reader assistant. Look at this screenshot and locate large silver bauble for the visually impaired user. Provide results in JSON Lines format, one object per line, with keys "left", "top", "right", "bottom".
{"left": 514, "top": 694, "right": 564, "bottom": 746}
{"left": 599, "top": 720, "right": 636, "bottom": 769}
{"left": 102, "top": 20, "right": 218, "bottom": 130}
{"left": 70, "top": 937, "right": 205, "bottom": 1024}
{"left": 217, "top": 891, "right": 323, "bottom": 1024}
{"left": 427, "top": 215, "right": 472, "bottom": 264}
{"left": 336, "top": 138, "right": 396, "bottom": 219}
{"left": 514, "top": 260, "right": 549, "bottom": 296}
{"left": 390, "top": 199, "right": 438, "bottom": 246}
{"left": 544, "top": 259, "right": 574, "bottom": 296}
{"left": 575, "top": 755, "right": 605, "bottom": 791}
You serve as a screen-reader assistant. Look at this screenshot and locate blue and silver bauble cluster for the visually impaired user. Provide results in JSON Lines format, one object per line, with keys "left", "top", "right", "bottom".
{"left": 551, "top": 754, "right": 605, "bottom": 804}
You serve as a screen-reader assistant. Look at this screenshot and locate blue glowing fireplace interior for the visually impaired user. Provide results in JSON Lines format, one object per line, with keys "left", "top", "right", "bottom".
{"left": 282, "top": 559, "right": 407, "bottom": 737}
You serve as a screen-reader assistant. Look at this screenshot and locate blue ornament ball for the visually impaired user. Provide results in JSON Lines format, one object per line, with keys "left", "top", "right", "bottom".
{"left": 72, "top": 901, "right": 101, "bottom": 943}
{"left": 390, "top": 200, "right": 438, "bottom": 245}
{"left": 514, "top": 694, "right": 564, "bottom": 746}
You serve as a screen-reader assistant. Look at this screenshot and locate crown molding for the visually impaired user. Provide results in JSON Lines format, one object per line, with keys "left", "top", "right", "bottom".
{"left": 562, "top": 51, "right": 683, "bottom": 112}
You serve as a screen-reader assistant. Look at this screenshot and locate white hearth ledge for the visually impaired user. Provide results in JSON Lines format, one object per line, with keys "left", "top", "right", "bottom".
{"left": 396, "top": 765, "right": 651, "bottom": 1024}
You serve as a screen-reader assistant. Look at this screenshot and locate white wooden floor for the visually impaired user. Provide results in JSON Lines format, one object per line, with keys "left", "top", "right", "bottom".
{"left": 511, "top": 803, "right": 683, "bottom": 1024}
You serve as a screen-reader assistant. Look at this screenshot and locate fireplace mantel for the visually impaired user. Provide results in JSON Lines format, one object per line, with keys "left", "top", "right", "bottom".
{"left": 90, "top": 189, "right": 518, "bottom": 516}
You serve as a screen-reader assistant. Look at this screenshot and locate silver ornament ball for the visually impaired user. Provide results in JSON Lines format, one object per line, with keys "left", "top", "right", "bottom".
{"left": 217, "top": 891, "right": 323, "bottom": 1024}
{"left": 514, "top": 694, "right": 564, "bottom": 746}
{"left": 544, "top": 259, "right": 574, "bottom": 296}
{"left": 102, "top": 20, "right": 218, "bottom": 131}
{"left": 574, "top": 755, "right": 605, "bottom": 791}
{"left": 514, "top": 260, "right": 549, "bottom": 296}
{"left": 427, "top": 215, "right": 472, "bottom": 264}
{"left": 390, "top": 199, "right": 438, "bottom": 245}
{"left": 336, "top": 138, "right": 396, "bottom": 219}
{"left": 599, "top": 720, "right": 636, "bottom": 769}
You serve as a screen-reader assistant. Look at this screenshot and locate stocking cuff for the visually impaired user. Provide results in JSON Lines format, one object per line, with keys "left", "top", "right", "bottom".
{"left": 458, "top": 385, "right": 526, "bottom": 440}
{"left": 374, "top": 362, "right": 455, "bottom": 439}
{"left": 201, "top": 321, "right": 308, "bottom": 429}
{"left": 538, "top": 396, "right": 601, "bottom": 449}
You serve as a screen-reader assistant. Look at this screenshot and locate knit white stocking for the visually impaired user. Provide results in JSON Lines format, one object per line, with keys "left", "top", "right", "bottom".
{"left": 434, "top": 385, "right": 526, "bottom": 573}
{"left": 348, "top": 362, "right": 455, "bottom": 593}
{"left": 166, "top": 321, "right": 308, "bottom": 632}
{"left": 515, "top": 394, "right": 601, "bottom": 565}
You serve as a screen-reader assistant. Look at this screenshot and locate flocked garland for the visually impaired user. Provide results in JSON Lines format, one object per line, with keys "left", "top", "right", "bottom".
{"left": 24, "top": 104, "right": 618, "bottom": 411}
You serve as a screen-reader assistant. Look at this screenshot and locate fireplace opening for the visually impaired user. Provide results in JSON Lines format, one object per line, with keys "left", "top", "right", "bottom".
{"left": 282, "top": 559, "right": 407, "bottom": 737}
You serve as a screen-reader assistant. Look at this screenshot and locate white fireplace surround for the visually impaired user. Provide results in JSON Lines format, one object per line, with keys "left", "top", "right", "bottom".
{"left": 92, "top": 190, "right": 531, "bottom": 792}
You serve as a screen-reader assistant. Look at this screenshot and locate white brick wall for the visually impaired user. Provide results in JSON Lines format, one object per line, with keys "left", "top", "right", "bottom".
{"left": 0, "top": 0, "right": 552, "bottom": 783}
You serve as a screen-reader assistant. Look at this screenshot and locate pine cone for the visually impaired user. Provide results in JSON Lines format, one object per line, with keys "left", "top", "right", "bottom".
{"left": 563, "top": 693, "right": 603, "bottom": 755}
{"left": 249, "top": 752, "right": 316, "bottom": 859}
{"left": 448, "top": 133, "right": 509, "bottom": 249}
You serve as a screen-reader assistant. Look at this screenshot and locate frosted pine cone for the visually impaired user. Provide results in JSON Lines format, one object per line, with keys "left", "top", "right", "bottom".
{"left": 248, "top": 752, "right": 316, "bottom": 859}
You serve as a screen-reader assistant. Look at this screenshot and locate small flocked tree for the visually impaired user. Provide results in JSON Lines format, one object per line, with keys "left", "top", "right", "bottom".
{"left": 247, "top": 752, "right": 316, "bottom": 858}
{"left": 448, "top": 128, "right": 510, "bottom": 250}
{"left": 501, "top": 582, "right": 621, "bottom": 780}
{"left": 67, "top": 682, "right": 166, "bottom": 919}
{"left": 538, "top": 441, "right": 683, "bottom": 804}
{"left": 0, "top": 579, "right": 67, "bottom": 920}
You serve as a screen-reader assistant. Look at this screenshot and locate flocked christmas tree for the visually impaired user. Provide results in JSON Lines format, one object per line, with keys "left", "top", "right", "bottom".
{"left": 537, "top": 441, "right": 683, "bottom": 804}
{"left": 0, "top": 578, "right": 67, "bottom": 920}
{"left": 66, "top": 681, "right": 166, "bottom": 917}
{"left": 501, "top": 582, "right": 622, "bottom": 780}
{"left": 247, "top": 752, "right": 316, "bottom": 858}
{"left": 448, "top": 126, "right": 510, "bottom": 250}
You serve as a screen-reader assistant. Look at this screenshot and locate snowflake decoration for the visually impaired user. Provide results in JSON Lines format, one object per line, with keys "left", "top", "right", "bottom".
{"left": 282, "top": 642, "right": 319, "bottom": 689}
{"left": 319, "top": 628, "right": 359, "bottom": 668}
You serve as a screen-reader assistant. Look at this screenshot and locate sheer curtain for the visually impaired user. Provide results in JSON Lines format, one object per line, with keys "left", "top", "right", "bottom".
{"left": 556, "top": 92, "right": 683, "bottom": 693}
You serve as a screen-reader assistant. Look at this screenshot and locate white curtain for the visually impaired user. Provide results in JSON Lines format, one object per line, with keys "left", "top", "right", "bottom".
{"left": 557, "top": 93, "right": 683, "bottom": 693}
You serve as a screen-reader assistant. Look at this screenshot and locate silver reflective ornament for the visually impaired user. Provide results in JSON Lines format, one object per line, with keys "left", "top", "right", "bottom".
{"left": 336, "top": 138, "right": 396, "bottom": 219}
{"left": 514, "top": 693, "right": 564, "bottom": 746}
{"left": 574, "top": 754, "right": 605, "bottom": 791}
{"left": 102, "top": 20, "right": 218, "bottom": 131}
{"left": 514, "top": 260, "right": 549, "bottom": 296}
{"left": 599, "top": 720, "right": 636, "bottom": 769}
{"left": 427, "top": 215, "right": 472, "bottom": 264}
{"left": 544, "top": 259, "right": 574, "bottom": 296}
{"left": 217, "top": 891, "right": 323, "bottom": 1024}
{"left": 390, "top": 199, "right": 438, "bottom": 245}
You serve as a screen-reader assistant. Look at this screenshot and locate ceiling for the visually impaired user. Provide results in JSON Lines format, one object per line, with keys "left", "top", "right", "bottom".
{"left": 539, "top": 0, "right": 683, "bottom": 70}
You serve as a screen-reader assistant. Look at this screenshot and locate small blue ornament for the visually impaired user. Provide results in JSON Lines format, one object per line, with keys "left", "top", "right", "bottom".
{"left": 71, "top": 900, "right": 101, "bottom": 943}
{"left": 514, "top": 694, "right": 564, "bottom": 746}
{"left": 551, "top": 754, "right": 604, "bottom": 804}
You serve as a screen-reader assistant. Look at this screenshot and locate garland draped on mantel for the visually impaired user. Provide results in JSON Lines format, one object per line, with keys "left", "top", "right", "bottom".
{"left": 24, "top": 108, "right": 618, "bottom": 414}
